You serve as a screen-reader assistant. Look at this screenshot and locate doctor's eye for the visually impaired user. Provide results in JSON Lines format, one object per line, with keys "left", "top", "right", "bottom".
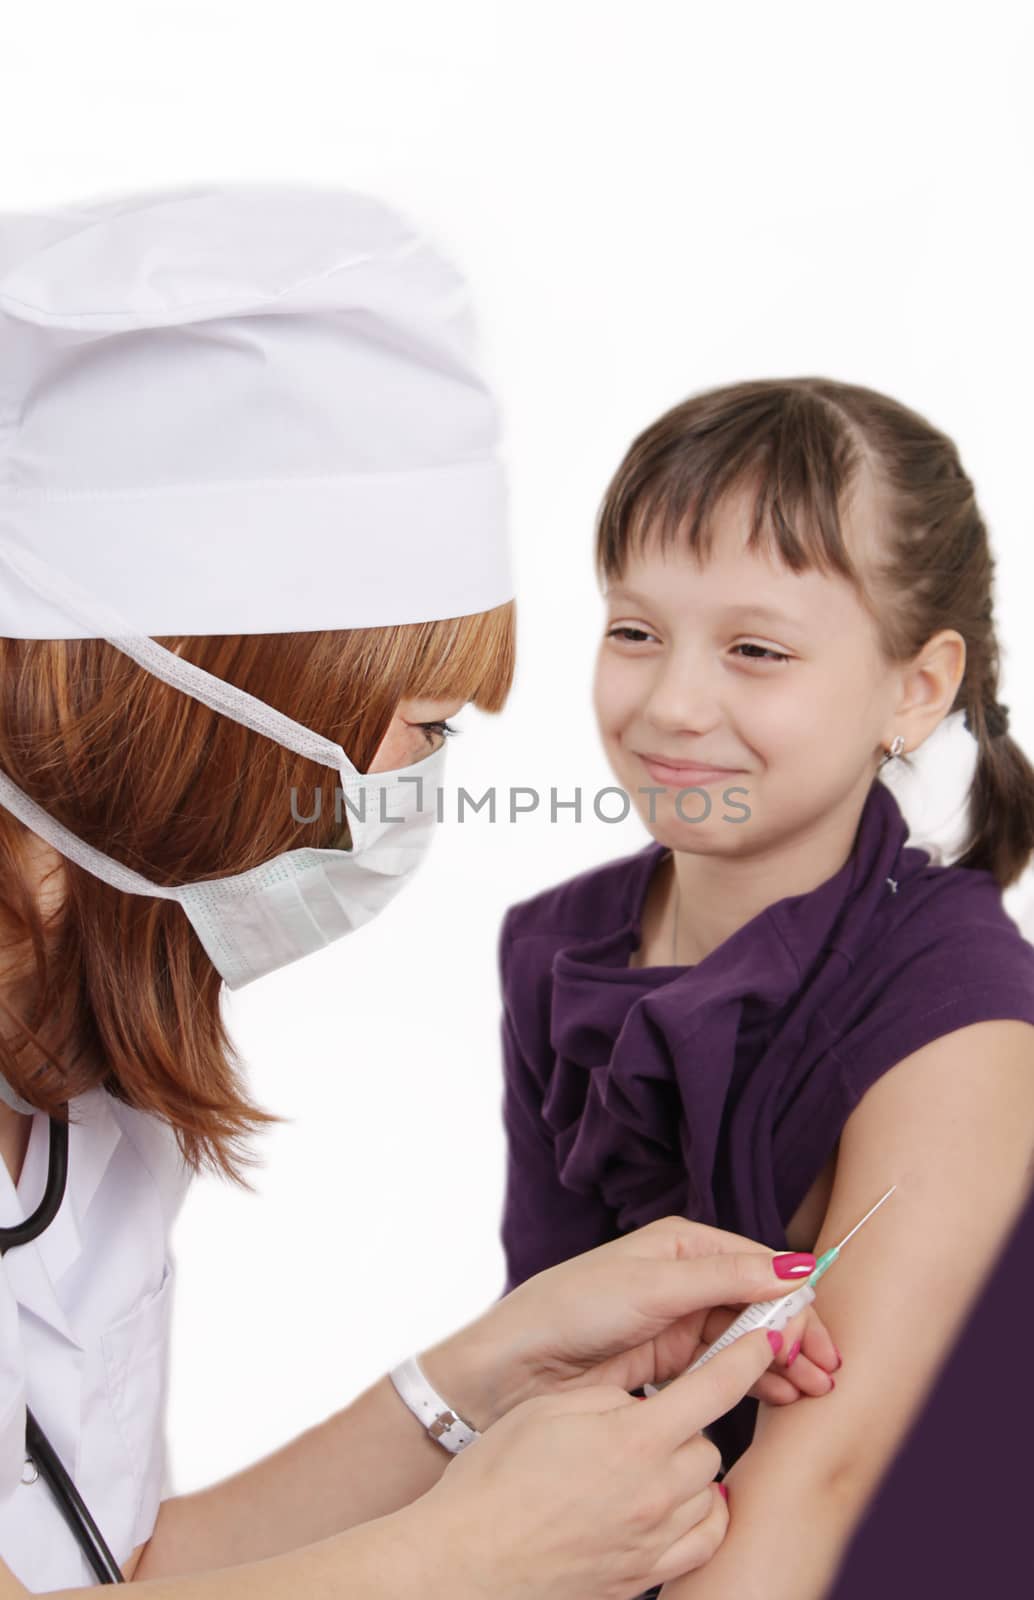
{"left": 419, "top": 719, "right": 460, "bottom": 745}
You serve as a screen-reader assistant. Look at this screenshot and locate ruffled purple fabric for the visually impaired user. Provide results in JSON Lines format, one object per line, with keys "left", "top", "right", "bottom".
{"left": 499, "top": 778, "right": 1034, "bottom": 1471}
{"left": 536, "top": 779, "right": 917, "bottom": 1250}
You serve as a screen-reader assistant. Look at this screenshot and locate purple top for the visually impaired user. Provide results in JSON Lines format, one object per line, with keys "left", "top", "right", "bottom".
{"left": 497, "top": 776, "right": 1034, "bottom": 1468}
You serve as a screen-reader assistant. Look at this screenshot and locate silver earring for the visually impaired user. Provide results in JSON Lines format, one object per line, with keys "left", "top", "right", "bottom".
{"left": 881, "top": 734, "right": 906, "bottom": 765}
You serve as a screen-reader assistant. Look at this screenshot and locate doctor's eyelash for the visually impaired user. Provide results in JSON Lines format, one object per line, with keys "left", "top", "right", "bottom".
{"left": 419, "top": 719, "right": 460, "bottom": 743}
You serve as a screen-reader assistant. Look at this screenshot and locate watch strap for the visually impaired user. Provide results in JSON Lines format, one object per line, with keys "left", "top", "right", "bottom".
{"left": 388, "top": 1354, "right": 481, "bottom": 1454}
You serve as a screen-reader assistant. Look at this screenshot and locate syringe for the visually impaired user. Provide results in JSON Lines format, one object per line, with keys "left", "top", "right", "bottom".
{"left": 643, "top": 1185, "right": 896, "bottom": 1393}
{"left": 682, "top": 1185, "right": 897, "bottom": 1372}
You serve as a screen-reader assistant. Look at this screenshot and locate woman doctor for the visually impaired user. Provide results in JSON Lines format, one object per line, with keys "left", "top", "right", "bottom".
{"left": 0, "top": 184, "right": 835, "bottom": 1599}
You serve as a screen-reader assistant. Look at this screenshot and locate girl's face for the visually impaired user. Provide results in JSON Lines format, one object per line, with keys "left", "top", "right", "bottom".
{"left": 593, "top": 485, "right": 903, "bottom": 858}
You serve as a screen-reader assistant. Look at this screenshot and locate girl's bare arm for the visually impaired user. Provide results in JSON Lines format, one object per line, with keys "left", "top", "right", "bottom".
{"left": 658, "top": 1017, "right": 1034, "bottom": 1600}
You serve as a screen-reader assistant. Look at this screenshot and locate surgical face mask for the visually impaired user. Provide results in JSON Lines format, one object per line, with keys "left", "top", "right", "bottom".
{"left": 183, "top": 739, "right": 448, "bottom": 988}
{"left": 0, "top": 540, "right": 449, "bottom": 990}
{"left": 0, "top": 736, "right": 447, "bottom": 992}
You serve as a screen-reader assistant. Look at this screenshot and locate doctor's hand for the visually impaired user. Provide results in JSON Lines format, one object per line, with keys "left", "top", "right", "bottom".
{"left": 405, "top": 1328, "right": 778, "bottom": 1600}
{"left": 693, "top": 1297, "right": 840, "bottom": 1405}
{"left": 421, "top": 1216, "right": 838, "bottom": 1428}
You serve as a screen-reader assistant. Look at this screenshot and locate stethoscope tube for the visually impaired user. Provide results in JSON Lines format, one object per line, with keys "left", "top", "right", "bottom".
{"left": 0, "top": 1116, "right": 124, "bottom": 1583}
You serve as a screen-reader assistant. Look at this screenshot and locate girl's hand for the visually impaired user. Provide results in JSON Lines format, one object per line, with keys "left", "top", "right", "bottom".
{"left": 420, "top": 1215, "right": 836, "bottom": 1427}
{"left": 405, "top": 1328, "right": 781, "bottom": 1600}
{"left": 694, "top": 1301, "right": 840, "bottom": 1404}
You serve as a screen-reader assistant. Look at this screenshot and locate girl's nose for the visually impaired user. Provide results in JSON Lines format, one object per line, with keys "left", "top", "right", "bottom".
{"left": 640, "top": 652, "right": 721, "bottom": 735}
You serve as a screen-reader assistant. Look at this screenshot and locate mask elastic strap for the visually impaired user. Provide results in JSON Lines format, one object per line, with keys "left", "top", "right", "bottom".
{"left": 0, "top": 766, "right": 181, "bottom": 899}
{"left": 0, "top": 534, "right": 360, "bottom": 778}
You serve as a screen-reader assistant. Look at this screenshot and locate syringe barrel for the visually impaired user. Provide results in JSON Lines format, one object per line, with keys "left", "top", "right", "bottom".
{"left": 686, "top": 1284, "right": 817, "bottom": 1373}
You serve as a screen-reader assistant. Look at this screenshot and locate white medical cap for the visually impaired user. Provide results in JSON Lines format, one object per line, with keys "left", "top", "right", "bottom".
{"left": 0, "top": 181, "right": 513, "bottom": 638}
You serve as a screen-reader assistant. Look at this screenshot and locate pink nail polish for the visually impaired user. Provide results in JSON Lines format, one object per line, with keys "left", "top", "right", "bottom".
{"left": 767, "top": 1330, "right": 784, "bottom": 1355}
{"left": 786, "top": 1339, "right": 801, "bottom": 1367}
{"left": 772, "top": 1252, "right": 817, "bottom": 1280}
{"left": 717, "top": 1482, "right": 729, "bottom": 1501}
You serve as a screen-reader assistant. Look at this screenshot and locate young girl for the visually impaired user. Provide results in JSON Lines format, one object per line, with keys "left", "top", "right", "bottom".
{"left": 497, "top": 377, "right": 1034, "bottom": 1598}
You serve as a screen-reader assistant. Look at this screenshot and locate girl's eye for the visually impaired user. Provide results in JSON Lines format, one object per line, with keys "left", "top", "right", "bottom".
{"left": 606, "top": 626, "right": 656, "bottom": 644}
{"left": 419, "top": 719, "right": 460, "bottom": 746}
{"left": 607, "top": 628, "right": 790, "bottom": 664}
{"left": 733, "top": 643, "right": 792, "bottom": 664}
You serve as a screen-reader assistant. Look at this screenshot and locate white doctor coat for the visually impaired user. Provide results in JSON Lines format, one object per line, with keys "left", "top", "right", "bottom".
{"left": 0, "top": 1088, "right": 191, "bottom": 1591}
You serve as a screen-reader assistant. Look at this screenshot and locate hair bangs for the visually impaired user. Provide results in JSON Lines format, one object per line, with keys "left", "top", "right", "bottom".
{"left": 597, "top": 380, "right": 869, "bottom": 590}
{"left": 399, "top": 599, "right": 515, "bottom": 712}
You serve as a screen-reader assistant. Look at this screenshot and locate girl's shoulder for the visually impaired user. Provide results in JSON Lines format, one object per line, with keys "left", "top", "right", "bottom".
{"left": 862, "top": 854, "right": 1034, "bottom": 977}
{"left": 830, "top": 858, "right": 1034, "bottom": 1101}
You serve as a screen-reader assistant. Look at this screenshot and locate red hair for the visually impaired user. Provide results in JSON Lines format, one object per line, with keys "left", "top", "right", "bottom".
{"left": 0, "top": 602, "right": 515, "bottom": 1184}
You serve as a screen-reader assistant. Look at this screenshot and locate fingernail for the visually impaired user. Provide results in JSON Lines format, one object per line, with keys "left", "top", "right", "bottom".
{"left": 717, "top": 1482, "right": 729, "bottom": 1501}
{"left": 786, "top": 1339, "right": 801, "bottom": 1367}
{"left": 833, "top": 1345, "right": 843, "bottom": 1370}
{"left": 767, "top": 1330, "right": 784, "bottom": 1355}
{"left": 772, "top": 1252, "right": 816, "bottom": 1279}
{"left": 828, "top": 1376, "right": 836, "bottom": 1391}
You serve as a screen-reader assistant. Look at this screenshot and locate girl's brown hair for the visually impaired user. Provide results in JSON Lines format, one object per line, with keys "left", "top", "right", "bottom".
{"left": 0, "top": 602, "right": 514, "bottom": 1183}
{"left": 595, "top": 376, "right": 1034, "bottom": 890}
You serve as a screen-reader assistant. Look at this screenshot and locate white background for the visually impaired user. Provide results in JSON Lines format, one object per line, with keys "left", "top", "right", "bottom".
{"left": 2, "top": 2, "right": 1032, "bottom": 1493}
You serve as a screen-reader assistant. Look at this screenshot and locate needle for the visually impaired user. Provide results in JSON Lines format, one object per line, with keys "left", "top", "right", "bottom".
{"left": 808, "top": 1184, "right": 897, "bottom": 1286}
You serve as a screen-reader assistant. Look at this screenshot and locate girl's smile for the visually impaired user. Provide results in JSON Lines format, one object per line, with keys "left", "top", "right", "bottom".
{"left": 635, "top": 753, "right": 746, "bottom": 788}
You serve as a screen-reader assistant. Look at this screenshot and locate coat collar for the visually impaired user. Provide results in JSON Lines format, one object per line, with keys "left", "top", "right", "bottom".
{"left": 0, "top": 1088, "right": 122, "bottom": 1349}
